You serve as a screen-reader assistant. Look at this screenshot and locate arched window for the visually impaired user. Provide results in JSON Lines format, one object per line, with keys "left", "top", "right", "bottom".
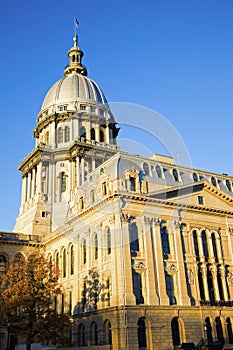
{"left": 217, "top": 267, "right": 224, "bottom": 301}
{"left": 90, "top": 322, "right": 98, "bottom": 346}
{"left": 143, "top": 162, "right": 150, "bottom": 176}
{"left": 91, "top": 128, "right": 95, "bottom": 141}
{"left": 0, "top": 255, "right": 8, "bottom": 277}
{"left": 193, "top": 172, "right": 199, "bottom": 182}
{"left": 165, "top": 272, "right": 176, "bottom": 305}
{"left": 60, "top": 172, "right": 67, "bottom": 193}
{"left": 211, "top": 176, "right": 217, "bottom": 187}
{"left": 72, "top": 54, "right": 75, "bottom": 62}
{"left": 106, "top": 227, "right": 111, "bottom": 255}
{"left": 171, "top": 317, "right": 180, "bottom": 347}
{"left": 201, "top": 230, "right": 209, "bottom": 258}
{"left": 156, "top": 165, "right": 162, "bottom": 178}
{"left": 104, "top": 320, "right": 112, "bottom": 345}
{"left": 55, "top": 251, "right": 59, "bottom": 269}
{"left": 193, "top": 230, "right": 199, "bottom": 258}
{"left": 82, "top": 239, "right": 87, "bottom": 264}
{"left": 130, "top": 176, "right": 136, "bottom": 191}
{"left": 198, "top": 264, "right": 205, "bottom": 300}
{"left": 64, "top": 126, "right": 70, "bottom": 142}
{"left": 172, "top": 168, "right": 179, "bottom": 182}
{"left": 129, "top": 222, "right": 139, "bottom": 252}
{"left": 102, "top": 182, "right": 107, "bottom": 196}
{"left": 227, "top": 317, "right": 233, "bottom": 344}
{"left": 45, "top": 131, "right": 49, "bottom": 144}
{"left": 211, "top": 232, "right": 218, "bottom": 260}
{"left": 58, "top": 127, "right": 63, "bottom": 143}
{"left": 80, "top": 126, "right": 86, "bottom": 139}
{"left": 226, "top": 179, "right": 232, "bottom": 192}
{"left": 161, "top": 225, "right": 170, "bottom": 255}
{"left": 205, "top": 317, "right": 213, "bottom": 343}
{"left": 62, "top": 249, "right": 66, "bottom": 278}
{"left": 70, "top": 245, "right": 74, "bottom": 275}
{"left": 13, "top": 253, "right": 24, "bottom": 264}
{"left": 78, "top": 324, "right": 86, "bottom": 347}
{"left": 93, "top": 233, "right": 98, "bottom": 260}
{"left": 215, "top": 317, "right": 224, "bottom": 344}
{"left": 207, "top": 265, "right": 215, "bottom": 301}
{"left": 138, "top": 317, "right": 147, "bottom": 349}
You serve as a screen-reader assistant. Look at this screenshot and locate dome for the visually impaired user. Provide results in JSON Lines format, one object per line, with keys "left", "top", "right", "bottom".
{"left": 41, "top": 73, "right": 108, "bottom": 112}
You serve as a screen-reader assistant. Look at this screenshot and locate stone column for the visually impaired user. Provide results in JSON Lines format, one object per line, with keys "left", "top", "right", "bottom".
{"left": 27, "top": 172, "right": 32, "bottom": 201}
{"left": 21, "top": 176, "right": 27, "bottom": 204}
{"left": 173, "top": 222, "right": 190, "bottom": 305}
{"left": 95, "top": 125, "right": 100, "bottom": 142}
{"left": 81, "top": 158, "right": 85, "bottom": 185}
{"left": 92, "top": 155, "right": 96, "bottom": 172}
{"left": 219, "top": 266, "right": 229, "bottom": 301}
{"left": 151, "top": 219, "right": 169, "bottom": 305}
{"left": 105, "top": 124, "right": 110, "bottom": 144}
{"left": 197, "top": 231, "right": 204, "bottom": 258}
{"left": 206, "top": 230, "right": 215, "bottom": 262}
{"left": 143, "top": 217, "right": 159, "bottom": 304}
{"left": 86, "top": 120, "right": 91, "bottom": 140}
{"left": 201, "top": 264, "right": 210, "bottom": 300}
{"left": 76, "top": 157, "right": 80, "bottom": 187}
{"left": 36, "top": 163, "right": 42, "bottom": 195}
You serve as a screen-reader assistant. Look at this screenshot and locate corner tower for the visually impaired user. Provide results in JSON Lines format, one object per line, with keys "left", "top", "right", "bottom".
{"left": 14, "top": 31, "right": 120, "bottom": 235}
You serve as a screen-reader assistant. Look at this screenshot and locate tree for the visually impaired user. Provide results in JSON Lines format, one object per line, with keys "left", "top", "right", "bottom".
{"left": 0, "top": 254, "right": 72, "bottom": 350}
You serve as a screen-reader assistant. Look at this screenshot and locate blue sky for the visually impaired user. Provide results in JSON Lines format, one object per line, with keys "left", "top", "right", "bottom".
{"left": 0, "top": 0, "right": 233, "bottom": 231}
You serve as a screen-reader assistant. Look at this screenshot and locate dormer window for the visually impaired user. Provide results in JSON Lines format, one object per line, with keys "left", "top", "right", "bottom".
{"left": 211, "top": 176, "right": 217, "bottom": 187}
{"left": 193, "top": 172, "right": 199, "bottom": 182}
{"left": 90, "top": 106, "right": 96, "bottom": 113}
{"left": 80, "top": 105, "right": 86, "bottom": 111}
{"left": 172, "top": 168, "right": 180, "bottom": 182}
{"left": 143, "top": 162, "right": 150, "bottom": 176}
{"left": 226, "top": 179, "right": 232, "bottom": 192}
{"left": 58, "top": 105, "right": 67, "bottom": 112}
{"left": 156, "top": 165, "right": 163, "bottom": 178}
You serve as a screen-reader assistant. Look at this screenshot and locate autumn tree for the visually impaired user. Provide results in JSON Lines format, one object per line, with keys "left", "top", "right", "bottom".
{"left": 0, "top": 254, "right": 72, "bottom": 350}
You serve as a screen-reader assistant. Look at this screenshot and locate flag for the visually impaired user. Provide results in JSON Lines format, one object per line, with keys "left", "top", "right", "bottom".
{"left": 74, "top": 17, "right": 79, "bottom": 28}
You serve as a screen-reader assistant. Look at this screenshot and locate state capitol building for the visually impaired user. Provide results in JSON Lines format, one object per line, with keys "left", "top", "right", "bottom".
{"left": 1, "top": 27, "right": 233, "bottom": 350}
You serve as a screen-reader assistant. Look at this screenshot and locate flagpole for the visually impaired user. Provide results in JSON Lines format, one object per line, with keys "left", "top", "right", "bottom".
{"left": 74, "top": 16, "right": 76, "bottom": 36}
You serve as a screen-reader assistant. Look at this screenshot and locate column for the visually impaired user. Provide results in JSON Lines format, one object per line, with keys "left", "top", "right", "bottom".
{"left": 31, "top": 168, "right": 36, "bottom": 198}
{"left": 151, "top": 219, "right": 169, "bottom": 305}
{"left": 201, "top": 264, "right": 210, "bottom": 300}
{"left": 143, "top": 218, "right": 159, "bottom": 304}
{"left": 86, "top": 120, "right": 91, "bottom": 140}
{"left": 92, "top": 155, "right": 96, "bottom": 171}
{"left": 219, "top": 266, "right": 229, "bottom": 301}
{"left": 76, "top": 157, "right": 80, "bottom": 187}
{"left": 105, "top": 124, "right": 110, "bottom": 144}
{"left": 27, "top": 172, "right": 31, "bottom": 201}
{"left": 174, "top": 223, "right": 190, "bottom": 305}
{"left": 95, "top": 125, "right": 100, "bottom": 142}
{"left": 21, "top": 176, "right": 27, "bottom": 205}
{"left": 81, "top": 158, "right": 85, "bottom": 184}
{"left": 197, "top": 231, "right": 205, "bottom": 258}
{"left": 207, "top": 230, "right": 215, "bottom": 262}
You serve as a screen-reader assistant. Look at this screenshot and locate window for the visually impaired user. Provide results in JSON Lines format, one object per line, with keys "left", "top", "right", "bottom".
{"left": 102, "top": 182, "right": 107, "bottom": 196}
{"left": 99, "top": 109, "right": 104, "bottom": 116}
{"left": 80, "top": 105, "right": 86, "bottom": 111}
{"left": 172, "top": 168, "right": 179, "bottom": 182}
{"left": 100, "top": 129, "right": 104, "bottom": 142}
{"left": 106, "top": 227, "right": 111, "bottom": 255}
{"left": 62, "top": 249, "right": 66, "bottom": 278}
{"left": 90, "top": 322, "right": 98, "bottom": 346}
{"left": 91, "top": 128, "right": 95, "bottom": 140}
{"left": 58, "top": 127, "right": 63, "bottom": 143}
{"left": 70, "top": 245, "right": 74, "bottom": 275}
{"left": 198, "top": 196, "right": 204, "bottom": 205}
{"left": 201, "top": 230, "right": 209, "bottom": 258}
{"left": 156, "top": 165, "right": 162, "bottom": 178}
{"left": 104, "top": 320, "right": 112, "bottom": 345}
{"left": 80, "top": 126, "right": 86, "bottom": 138}
{"left": 227, "top": 318, "right": 233, "bottom": 344}
{"left": 193, "top": 230, "right": 199, "bottom": 258}
{"left": 205, "top": 317, "right": 213, "bottom": 343}
{"left": 90, "top": 106, "right": 96, "bottom": 113}
{"left": 78, "top": 324, "right": 86, "bottom": 347}
{"left": 193, "top": 172, "right": 199, "bottom": 182}
{"left": 138, "top": 318, "right": 147, "bottom": 349}
{"left": 226, "top": 179, "right": 232, "bottom": 192}
{"left": 171, "top": 317, "right": 180, "bottom": 347}
{"left": 0, "top": 255, "right": 8, "bottom": 277}
{"left": 143, "top": 162, "right": 150, "bottom": 176}
{"left": 79, "top": 197, "right": 84, "bottom": 210}
{"left": 90, "top": 190, "right": 95, "bottom": 203}
{"left": 130, "top": 177, "right": 136, "bottom": 191}
{"left": 132, "top": 270, "right": 144, "bottom": 304}
{"left": 55, "top": 251, "right": 59, "bottom": 269}
{"left": 93, "top": 233, "right": 98, "bottom": 260}
{"left": 60, "top": 172, "right": 66, "bottom": 193}
{"left": 45, "top": 131, "right": 49, "bottom": 144}
{"left": 165, "top": 273, "right": 176, "bottom": 305}
{"left": 82, "top": 239, "right": 87, "bottom": 264}
{"left": 61, "top": 293, "right": 65, "bottom": 314}
{"left": 215, "top": 317, "right": 224, "bottom": 344}
{"left": 64, "top": 126, "right": 70, "bottom": 142}
{"left": 211, "top": 233, "right": 218, "bottom": 260}
{"left": 198, "top": 264, "right": 205, "bottom": 300}
{"left": 211, "top": 176, "right": 217, "bottom": 187}
{"left": 161, "top": 226, "right": 170, "bottom": 255}
{"left": 130, "top": 222, "right": 139, "bottom": 252}
{"left": 106, "top": 277, "right": 111, "bottom": 306}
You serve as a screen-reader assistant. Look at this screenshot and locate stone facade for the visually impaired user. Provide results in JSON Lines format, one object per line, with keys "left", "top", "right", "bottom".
{"left": 1, "top": 31, "right": 233, "bottom": 350}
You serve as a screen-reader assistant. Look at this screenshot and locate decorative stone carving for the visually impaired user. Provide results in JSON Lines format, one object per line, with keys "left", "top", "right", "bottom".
{"left": 188, "top": 269, "right": 194, "bottom": 284}
{"left": 121, "top": 213, "right": 131, "bottom": 223}
{"left": 227, "top": 272, "right": 233, "bottom": 286}
{"left": 165, "top": 263, "right": 177, "bottom": 275}
{"left": 132, "top": 261, "right": 147, "bottom": 274}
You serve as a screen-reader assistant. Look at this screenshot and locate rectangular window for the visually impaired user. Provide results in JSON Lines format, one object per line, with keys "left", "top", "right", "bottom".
{"left": 90, "top": 106, "right": 96, "bottom": 113}
{"left": 198, "top": 196, "right": 204, "bottom": 205}
{"left": 80, "top": 105, "right": 86, "bottom": 111}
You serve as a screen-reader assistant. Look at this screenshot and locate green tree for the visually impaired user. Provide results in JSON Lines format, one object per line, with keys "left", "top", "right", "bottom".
{"left": 0, "top": 254, "right": 72, "bottom": 350}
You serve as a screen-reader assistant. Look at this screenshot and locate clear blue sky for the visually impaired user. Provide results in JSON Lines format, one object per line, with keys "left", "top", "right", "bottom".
{"left": 0, "top": 0, "right": 233, "bottom": 231}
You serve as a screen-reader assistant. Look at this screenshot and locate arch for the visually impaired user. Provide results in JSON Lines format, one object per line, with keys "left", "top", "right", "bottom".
{"left": 12, "top": 253, "right": 25, "bottom": 264}
{"left": 171, "top": 317, "right": 181, "bottom": 347}
{"left": 155, "top": 164, "right": 163, "bottom": 178}
{"left": 226, "top": 179, "right": 232, "bottom": 192}
{"left": 211, "top": 176, "right": 217, "bottom": 187}
{"left": 205, "top": 317, "right": 213, "bottom": 343}
{"left": 77, "top": 323, "right": 86, "bottom": 347}
{"left": 201, "top": 230, "right": 209, "bottom": 259}
{"left": 64, "top": 126, "right": 70, "bottom": 142}
{"left": 193, "top": 172, "right": 199, "bottom": 182}
{"left": 226, "top": 317, "right": 233, "bottom": 344}
{"left": 58, "top": 127, "right": 63, "bottom": 143}
{"left": 215, "top": 317, "right": 224, "bottom": 344}
{"left": 90, "top": 321, "right": 98, "bottom": 345}
{"left": 103, "top": 320, "right": 112, "bottom": 345}
{"left": 138, "top": 317, "right": 147, "bottom": 349}
{"left": 161, "top": 225, "right": 170, "bottom": 255}
{"left": 143, "top": 162, "right": 150, "bottom": 176}
{"left": 172, "top": 168, "right": 179, "bottom": 182}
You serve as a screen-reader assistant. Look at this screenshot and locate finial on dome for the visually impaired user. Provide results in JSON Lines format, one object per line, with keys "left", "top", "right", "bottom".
{"left": 64, "top": 20, "right": 87, "bottom": 77}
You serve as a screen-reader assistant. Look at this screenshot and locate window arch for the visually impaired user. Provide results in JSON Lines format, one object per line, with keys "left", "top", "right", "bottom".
{"left": 155, "top": 165, "right": 162, "bottom": 178}
{"left": 193, "top": 230, "right": 199, "bottom": 258}
{"left": 93, "top": 233, "right": 98, "bottom": 260}
{"left": 172, "top": 168, "right": 179, "bottom": 182}
{"left": 193, "top": 172, "right": 199, "bottom": 182}
{"left": 70, "top": 245, "right": 74, "bottom": 275}
{"left": 215, "top": 317, "right": 224, "bottom": 344}
{"left": 80, "top": 126, "right": 86, "bottom": 139}
{"left": 90, "top": 322, "right": 98, "bottom": 346}
{"left": 143, "top": 162, "right": 150, "bottom": 176}
{"left": 201, "top": 230, "right": 209, "bottom": 258}
{"left": 58, "top": 127, "right": 63, "bottom": 143}
{"left": 138, "top": 317, "right": 147, "bottom": 349}
{"left": 161, "top": 225, "right": 170, "bottom": 255}
{"left": 64, "top": 126, "right": 70, "bottom": 142}
{"left": 211, "top": 232, "right": 218, "bottom": 260}
{"left": 62, "top": 249, "right": 67, "bottom": 278}
{"left": 13, "top": 253, "right": 24, "bottom": 264}
{"left": 205, "top": 317, "right": 213, "bottom": 343}
{"left": 104, "top": 320, "right": 112, "bottom": 345}
{"left": 226, "top": 179, "right": 232, "bottom": 192}
{"left": 171, "top": 317, "right": 181, "bottom": 347}
{"left": 77, "top": 324, "right": 86, "bottom": 347}
{"left": 91, "top": 128, "right": 95, "bottom": 141}
{"left": 211, "top": 176, "right": 217, "bottom": 187}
